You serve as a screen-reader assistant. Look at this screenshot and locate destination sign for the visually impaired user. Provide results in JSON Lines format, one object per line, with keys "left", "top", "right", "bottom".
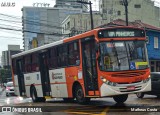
{"left": 98, "top": 28, "right": 145, "bottom": 38}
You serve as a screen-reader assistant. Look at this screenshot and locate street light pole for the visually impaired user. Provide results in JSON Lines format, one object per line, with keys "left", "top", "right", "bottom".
{"left": 123, "top": 0, "right": 128, "bottom": 26}
{"left": 77, "top": 1, "right": 94, "bottom": 30}
{"left": 89, "top": 1, "right": 94, "bottom": 29}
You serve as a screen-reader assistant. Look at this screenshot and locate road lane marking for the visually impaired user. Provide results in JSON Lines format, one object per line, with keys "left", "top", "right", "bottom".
{"left": 64, "top": 106, "right": 97, "bottom": 112}
{"left": 64, "top": 106, "right": 110, "bottom": 115}
{"left": 96, "top": 107, "right": 110, "bottom": 115}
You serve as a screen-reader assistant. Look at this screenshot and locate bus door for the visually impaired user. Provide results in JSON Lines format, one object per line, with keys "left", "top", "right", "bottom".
{"left": 81, "top": 37, "right": 98, "bottom": 96}
{"left": 39, "top": 52, "right": 51, "bottom": 96}
{"left": 16, "top": 59, "right": 26, "bottom": 96}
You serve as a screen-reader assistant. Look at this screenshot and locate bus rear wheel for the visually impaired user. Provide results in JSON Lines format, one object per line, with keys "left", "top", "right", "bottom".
{"left": 75, "top": 85, "right": 90, "bottom": 104}
{"left": 31, "top": 86, "right": 38, "bottom": 102}
{"left": 31, "top": 86, "right": 46, "bottom": 102}
{"left": 113, "top": 94, "right": 128, "bottom": 103}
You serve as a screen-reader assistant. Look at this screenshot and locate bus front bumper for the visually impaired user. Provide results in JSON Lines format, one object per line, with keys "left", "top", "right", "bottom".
{"left": 100, "top": 79, "right": 151, "bottom": 97}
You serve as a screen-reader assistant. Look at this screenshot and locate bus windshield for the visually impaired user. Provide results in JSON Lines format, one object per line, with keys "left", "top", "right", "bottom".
{"left": 99, "top": 41, "right": 149, "bottom": 71}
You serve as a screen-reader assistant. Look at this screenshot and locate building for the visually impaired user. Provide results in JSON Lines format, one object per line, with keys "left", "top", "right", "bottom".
{"left": 61, "top": 12, "right": 107, "bottom": 36}
{"left": 1, "top": 51, "right": 8, "bottom": 68}
{"left": 54, "top": 0, "right": 88, "bottom": 12}
{"left": 99, "top": 0, "right": 160, "bottom": 27}
{"left": 22, "top": 7, "right": 82, "bottom": 51}
{"left": 1, "top": 45, "right": 21, "bottom": 68}
{"left": 99, "top": 19, "right": 160, "bottom": 72}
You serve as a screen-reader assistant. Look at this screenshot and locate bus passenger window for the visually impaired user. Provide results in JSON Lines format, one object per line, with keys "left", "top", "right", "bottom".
{"left": 68, "top": 42, "right": 79, "bottom": 66}
{"left": 24, "top": 55, "right": 32, "bottom": 73}
{"left": 32, "top": 53, "right": 39, "bottom": 72}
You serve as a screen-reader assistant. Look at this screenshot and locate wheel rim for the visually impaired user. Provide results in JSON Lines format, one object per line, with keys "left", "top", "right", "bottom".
{"left": 77, "top": 89, "right": 83, "bottom": 100}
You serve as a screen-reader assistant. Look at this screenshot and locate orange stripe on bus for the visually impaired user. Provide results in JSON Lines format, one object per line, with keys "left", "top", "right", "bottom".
{"left": 50, "top": 82, "right": 66, "bottom": 84}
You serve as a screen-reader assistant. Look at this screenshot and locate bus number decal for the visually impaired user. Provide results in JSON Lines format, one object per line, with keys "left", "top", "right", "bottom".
{"left": 26, "top": 76, "right": 30, "bottom": 80}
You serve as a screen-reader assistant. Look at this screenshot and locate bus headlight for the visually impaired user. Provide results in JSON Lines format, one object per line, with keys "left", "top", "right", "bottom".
{"left": 100, "top": 76, "right": 107, "bottom": 82}
{"left": 100, "top": 76, "right": 117, "bottom": 86}
{"left": 143, "top": 77, "right": 150, "bottom": 83}
{"left": 107, "top": 81, "right": 117, "bottom": 86}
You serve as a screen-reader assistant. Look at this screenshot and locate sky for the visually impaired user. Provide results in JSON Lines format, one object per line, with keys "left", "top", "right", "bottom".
{"left": 0, "top": 0, "right": 159, "bottom": 64}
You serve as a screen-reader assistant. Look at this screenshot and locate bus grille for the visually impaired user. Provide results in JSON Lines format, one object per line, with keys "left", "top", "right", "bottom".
{"left": 112, "top": 71, "right": 146, "bottom": 77}
{"left": 119, "top": 86, "right": 142, "bottom": 92}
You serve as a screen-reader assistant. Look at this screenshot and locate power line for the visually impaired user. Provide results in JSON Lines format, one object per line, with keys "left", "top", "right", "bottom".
{"left": 0, "top": 26, "right": 68, "bottom": 36}
{"left": 0, "top": 23, "right": 22, "bottom": 29}
{"left": 0, "top": 17, "right": 62, "bottom": 29}
{"left": 0, "top": 13, "right": 62, "bottom": 26}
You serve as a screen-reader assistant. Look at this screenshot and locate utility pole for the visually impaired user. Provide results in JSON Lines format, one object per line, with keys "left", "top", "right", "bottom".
{"left": 77, "top": 1, "right": 94, "bottom": 30}
{"left": 123, "top": 0, "right": 128, "bottom": 26}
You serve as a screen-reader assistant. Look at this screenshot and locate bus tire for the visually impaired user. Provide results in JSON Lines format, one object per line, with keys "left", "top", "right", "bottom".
{"left": 113, "top": 94, "right": 128, "bottom": 103}
{"left": 75, "top": 85, "right": 90, "bottom": 104}
{"left": 31, "top": 86, "right": 39, "bottom": 102}
{"left": 136, "top": 92, "right": 144, "bottom": 98}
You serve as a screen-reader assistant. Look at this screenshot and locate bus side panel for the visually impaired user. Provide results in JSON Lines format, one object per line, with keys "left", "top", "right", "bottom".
{"left": 49, "top": 68, "right": 68, "bottom": 97}
{"left": 24, "top": 72, "right": 43, "bottom": 97}
{"left": 14, "top": 75, "right": 20, "bottom": 96}
{"left": 65, "top": 67, "right": 82, "bottom": 98}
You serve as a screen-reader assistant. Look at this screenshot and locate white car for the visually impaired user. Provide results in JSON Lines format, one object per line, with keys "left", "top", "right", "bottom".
{"left": 6, "top": 82, "right": 15, "bottom": 96}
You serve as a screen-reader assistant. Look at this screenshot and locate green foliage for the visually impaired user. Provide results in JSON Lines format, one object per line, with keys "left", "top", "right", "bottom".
{"left": 0, "top": 68, "right": 12, "bottom": 83}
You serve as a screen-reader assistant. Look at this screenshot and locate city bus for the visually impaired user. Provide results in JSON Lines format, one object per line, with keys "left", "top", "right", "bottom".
{"left": 11, "top": 26, "right": 151, "bottom": 104}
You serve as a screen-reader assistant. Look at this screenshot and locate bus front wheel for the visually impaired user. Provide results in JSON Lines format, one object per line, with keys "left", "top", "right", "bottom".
{"left": 136, "top": 92, "right": 144, "bottom": 98}
{"left": 75, "top": 85, "right": 90, "bottom": 104}
{"left": 113, "top": 94, "right": 128, "bottom": 103}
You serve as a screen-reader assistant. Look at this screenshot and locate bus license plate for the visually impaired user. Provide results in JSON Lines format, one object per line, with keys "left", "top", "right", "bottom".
{"left": 127, "top": 86, "right": 135, "bottom": 90}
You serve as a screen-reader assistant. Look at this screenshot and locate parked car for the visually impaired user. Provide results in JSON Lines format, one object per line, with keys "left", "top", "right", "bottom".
{"left": 136, "top": 72, "right": 160, "bottom": 98}
{"left": 5, "top": 81, "right": 15, "bottom": 96}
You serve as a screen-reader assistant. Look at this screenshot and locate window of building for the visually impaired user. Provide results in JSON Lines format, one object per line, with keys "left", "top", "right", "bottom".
{"left": 67, "top": 21, "right": 70, "bottom": 29}
{"left": 134, "top": 4, "right": 141, "bottom": 8}
{"left": 117, "top": 11, "right": 121, "bottom": 16}
{"left": 119, "top": 0, "right": 124, "bottom": 5}
{"left": 154, "top": 37, "right": 158, "bottom": 48}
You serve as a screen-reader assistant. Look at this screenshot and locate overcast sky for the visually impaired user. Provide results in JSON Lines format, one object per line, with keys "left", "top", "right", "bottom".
{"left": 0, "top": 0, "right": 159, "bottom": 64}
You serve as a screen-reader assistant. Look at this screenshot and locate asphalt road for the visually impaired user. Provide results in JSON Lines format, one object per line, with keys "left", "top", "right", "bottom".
{"left": 0, "top": 90, "right": 160, "bottom": 115}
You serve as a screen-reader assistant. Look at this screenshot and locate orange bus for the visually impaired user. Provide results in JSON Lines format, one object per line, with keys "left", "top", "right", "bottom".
{"left": 12, "top": 26, "right": 151, "bottom": 104}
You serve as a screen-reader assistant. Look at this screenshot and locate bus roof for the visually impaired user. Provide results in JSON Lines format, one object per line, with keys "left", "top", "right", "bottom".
{"left": 12, "top": 29, "right": 99, "bottom": 59}
{"left": 12, "top": 26, "right": 144, "bottom": 59}
{"left": 12, "top": 40, "right": 63, "bottom": 58}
